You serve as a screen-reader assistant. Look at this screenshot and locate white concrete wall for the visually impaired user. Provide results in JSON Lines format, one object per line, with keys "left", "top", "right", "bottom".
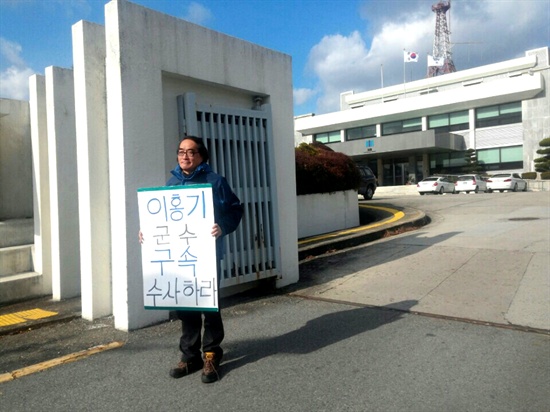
{"left": 0, "top": 99, "right": 32, "bottom": 219}
{"left": 45, "top": 66, "right": 81, "bottom": 300}
{"left": 73, "top": 21, "right": 112, "bottom": 320}
{"left": 297, "top": 190, "right": 359, "bottom": 238}
{"left": 104, "top": 0, "right": 298, "bottom": 330}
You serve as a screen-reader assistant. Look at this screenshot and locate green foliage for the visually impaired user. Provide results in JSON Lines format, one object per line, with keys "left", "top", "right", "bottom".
{"left": 462, "top": 148, "right": 483, "bottom": 173}
{"left": 541, "top": 171, "right": 550, "bottom": 180}
{"left": 295, "top": 142, "right": 361, "bottom": 195}
{"left": 521, "top": 172, "right": 537, "bottom": 180}
{"left": 534, "top": 137, "right": 550, "bottom": 173}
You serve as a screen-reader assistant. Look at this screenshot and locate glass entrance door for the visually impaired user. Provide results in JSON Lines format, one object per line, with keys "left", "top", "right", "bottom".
{"left": 382, "top": 159, "right": 409, "bottom": 186}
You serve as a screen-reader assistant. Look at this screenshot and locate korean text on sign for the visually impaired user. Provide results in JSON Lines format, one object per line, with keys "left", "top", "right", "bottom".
{"left": 137, "top": 184, "right": 218, "bottom": 311}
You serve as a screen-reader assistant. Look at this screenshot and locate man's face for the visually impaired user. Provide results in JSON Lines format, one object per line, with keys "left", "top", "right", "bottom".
{"left": 177, "top": 140, "right": 203, "bottom": 175}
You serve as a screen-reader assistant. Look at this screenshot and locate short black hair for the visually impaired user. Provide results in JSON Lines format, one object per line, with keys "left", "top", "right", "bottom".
{"left": 179, "top": 135, "right": 209, "bottom": 163}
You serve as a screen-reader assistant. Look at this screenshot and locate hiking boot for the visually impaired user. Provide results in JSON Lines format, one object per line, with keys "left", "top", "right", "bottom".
{"left": 201, "top": 352, "right": 220, "bottom": 383}
{"left": 169, "top": 358, "right": 203, "bottom": 379}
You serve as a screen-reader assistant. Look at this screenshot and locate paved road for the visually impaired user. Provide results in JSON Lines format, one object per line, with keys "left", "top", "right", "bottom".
{"left": 0, "top": 191, "right": 548, "bottom": 411}
{"left": 295, "top": 190, "right": 549, "bottom": 331}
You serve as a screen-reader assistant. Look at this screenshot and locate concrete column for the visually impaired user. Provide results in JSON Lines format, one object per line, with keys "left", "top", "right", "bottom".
{"left": 73, "top": 21, "right": 112, "bottom": 319}
{"left": 29, "top": 75, "right": 52, "bottom": 292}
{"left": 377, "top": 158, "right": 384, "bottom": 186}
{"left": 469, "top": 108, "right": 476, "bottom": 149}
{"left": 422, "top": 153, "right": 430, "bottom": 179}
{"left": 408, "top": 155, "right": 417, "bottom": 184}
{"left": 45, "top": 66, "right": 80, "bottom": 300}
{"left": 105, "top": 1, "right": 168, "bottom": 330}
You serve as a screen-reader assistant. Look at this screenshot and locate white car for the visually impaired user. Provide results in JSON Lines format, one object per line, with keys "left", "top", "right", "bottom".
{"left": 455, "top": 174, "right": 488, "bottom": 193}
{"left": 417, "top": 176, "right": 456, "bottom": 195}
{"left": 486, "top": 173, "right": 528, "bottom": 192}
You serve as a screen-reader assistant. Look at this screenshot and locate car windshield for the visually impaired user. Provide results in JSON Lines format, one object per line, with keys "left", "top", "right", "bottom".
{"left": 423, "top": 178, "right": 438, "bottom": 181}
{"left": 458, "top": 176, "right": 473, "bottom": 181}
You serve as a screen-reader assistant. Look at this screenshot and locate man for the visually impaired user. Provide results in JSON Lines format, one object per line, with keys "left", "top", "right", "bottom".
{"left": 142, "top": 136, "right": 243, "bottom": 383}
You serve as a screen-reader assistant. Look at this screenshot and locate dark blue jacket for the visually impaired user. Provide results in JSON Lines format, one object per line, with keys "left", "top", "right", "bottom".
{"left": 166, "top": 163, "right": 243, "bottom": 259}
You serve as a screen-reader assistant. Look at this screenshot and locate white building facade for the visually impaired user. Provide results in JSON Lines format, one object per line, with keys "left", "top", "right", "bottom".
{"left": 295, "top": 47, "right": 549, "bottom": 186}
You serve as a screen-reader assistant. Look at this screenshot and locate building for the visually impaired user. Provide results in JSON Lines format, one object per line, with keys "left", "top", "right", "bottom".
{"left": 295, "top": 47, "right": 549, "bottom": 186}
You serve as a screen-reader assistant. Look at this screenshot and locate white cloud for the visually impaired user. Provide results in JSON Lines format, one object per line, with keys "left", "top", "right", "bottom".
{"left": 451, "top": 0, "right": 550, "bottom": 64}
{"left": 307, "top": 31, "right": 371, "bottom": 113}
{"left": 185, "top": 2, "right": 213, "bottom": 25}
{"left": 303, "top": 0, "right": 549, "bottom": 115}
{"left": 0, "top": 66, "right": 34, "bottom": 100}
{"left": 305, "top": 18, "right": 432, "bottom": 113}
{"left": 293, "top": 88, "right": 317, "bottom": 106}
{"left": 0, "top": 37, "right": 35, "bottom": 100}
{"left": 1, "top": 37, "right": 26, "bottom": 67}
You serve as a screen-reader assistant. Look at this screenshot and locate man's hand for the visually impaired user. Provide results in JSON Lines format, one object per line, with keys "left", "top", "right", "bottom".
{"left": 211, "top": 224, "right": 222, "bottom": 239}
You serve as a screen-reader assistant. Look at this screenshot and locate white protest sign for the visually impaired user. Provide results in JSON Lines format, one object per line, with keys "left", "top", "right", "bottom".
{"left": 137, "top": 184, "right": 218, "bottom": 311}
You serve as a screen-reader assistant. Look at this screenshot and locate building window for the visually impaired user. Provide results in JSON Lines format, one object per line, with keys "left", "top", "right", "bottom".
{"left": 477, "top": 145, "right": 523, "bottom": 170}
{"left": 314, "top": 130, "right": 341, "bottom": 144}
{"left": 475, "top": 102, "right": 521, "bottom": 128}
{"left": 428, "top": 110, "right": 469, "bottom": 132}
{"left": 429, "top": 152, "right": 467, "bottom": 174}
{"left": 346, "top": 125, "right": 376, "bottom": 141}
{"left": 381, "top": 117, "right": 421, "bottom": 136}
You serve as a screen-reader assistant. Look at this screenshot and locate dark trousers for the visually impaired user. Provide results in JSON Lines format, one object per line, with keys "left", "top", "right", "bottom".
{"left": 176, "top": 260, "right": 224, "bottom": 362}
{"left": 176, "top": 309, "right": 224, "bottom": 362}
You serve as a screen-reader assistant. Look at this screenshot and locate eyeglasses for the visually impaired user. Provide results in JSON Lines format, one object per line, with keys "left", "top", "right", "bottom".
{"left": 177, "top": 149, "right": 198, "bottom": 157}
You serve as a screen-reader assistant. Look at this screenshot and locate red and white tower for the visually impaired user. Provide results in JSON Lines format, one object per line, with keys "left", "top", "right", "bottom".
{"left": 428, "top": 1, "right": 456, "bottom": 77}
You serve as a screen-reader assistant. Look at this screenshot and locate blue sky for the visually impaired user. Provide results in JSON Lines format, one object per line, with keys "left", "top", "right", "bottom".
{"left": 1, "top": 0, "right": 549, "bottom": 115}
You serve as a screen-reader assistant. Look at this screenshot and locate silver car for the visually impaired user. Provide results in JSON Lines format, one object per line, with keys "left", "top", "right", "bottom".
{"left": 486, "top": 173, "right": 528, "bottom": 192}
{"left": 417, "top": 176, "right": 456, "bottom": 195}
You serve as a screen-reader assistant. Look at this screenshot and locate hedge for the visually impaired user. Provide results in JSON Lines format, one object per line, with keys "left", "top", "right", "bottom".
{"left": 295, "top": 142, "right": 361, "bottom": 195}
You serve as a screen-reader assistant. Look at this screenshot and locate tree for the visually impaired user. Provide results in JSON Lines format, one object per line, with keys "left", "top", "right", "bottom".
{"left": 462, "top": 148, "right": 483, "bottom": 173}
{"left": 534, "top": 137, "right": 550, "bottom": 173}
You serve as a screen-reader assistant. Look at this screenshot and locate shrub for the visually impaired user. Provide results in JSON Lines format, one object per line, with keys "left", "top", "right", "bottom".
{"left": 295, "top": 142, "right": 361, "bottom": 195}
{"left": 534, "top": 137, "right": 550, "bottom": 173}
{"left": 541, "top": 171, "right": 550, "bottom": 180}
{"left": 522, "top": 172, "right": 537, "bottom": 180}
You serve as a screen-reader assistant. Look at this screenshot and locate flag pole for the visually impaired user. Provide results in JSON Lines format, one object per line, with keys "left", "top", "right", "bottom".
{"left": 403, "top": 49, "right": 405, "bottom": 84}
{"left": 380, "top": 63, "right": 384, "bottom": 103}
{"left": 403, "top": 49, "right": 406, "bottom": 97}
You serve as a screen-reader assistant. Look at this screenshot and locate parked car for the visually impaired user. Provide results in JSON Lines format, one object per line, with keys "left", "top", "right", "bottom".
{"left": 417, "top": 176, "right": 456, "bottom": 195}
{"left": 486, "top": 173, "right": 528, "bottom": 192}
{"left": 455, "top": 174, "right": 488, "bottom": 193}
{"left": 358, "top": 165, "right": 377, "bottom": 200}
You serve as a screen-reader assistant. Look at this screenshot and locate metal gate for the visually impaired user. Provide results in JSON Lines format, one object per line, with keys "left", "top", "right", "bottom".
{"left": 177, "top": 93, "right": 280, "bottom": 287}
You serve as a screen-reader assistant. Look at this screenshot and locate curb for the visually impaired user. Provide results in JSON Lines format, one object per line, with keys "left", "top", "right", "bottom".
{"left": 298, "top": 206, "right": 428, "bottom": 261}
{"left": 0, "top": 341, "right": 125, "bottom": 384}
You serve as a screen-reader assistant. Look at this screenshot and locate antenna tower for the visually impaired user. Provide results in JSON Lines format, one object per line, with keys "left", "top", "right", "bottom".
{"left": 428, "top": 1, "right": 456, "bottom": 77}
